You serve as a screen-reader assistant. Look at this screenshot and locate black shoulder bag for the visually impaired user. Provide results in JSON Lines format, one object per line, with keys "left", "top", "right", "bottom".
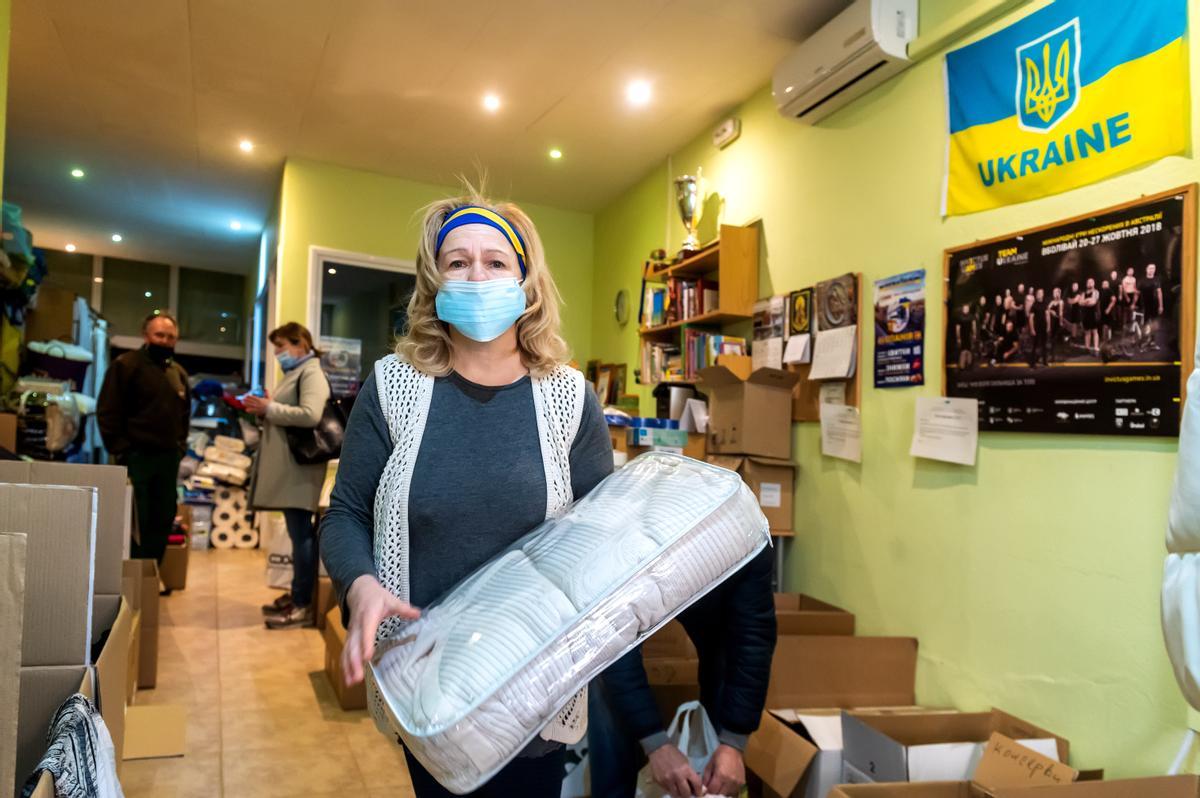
{"left": 283, "top": 366, "right": 349, "bottom": 465}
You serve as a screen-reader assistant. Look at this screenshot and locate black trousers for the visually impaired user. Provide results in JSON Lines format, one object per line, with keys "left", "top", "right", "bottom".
{"left": 127, "top": 449, "right": 181, "bottom": 563}
{"left": 403, "top": 746, "right": 565, "bottom": 798}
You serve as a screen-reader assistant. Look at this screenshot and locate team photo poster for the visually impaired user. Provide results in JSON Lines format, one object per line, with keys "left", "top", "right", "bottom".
{"left": 943, "top": 185, "right": 1195, "bottom": 436}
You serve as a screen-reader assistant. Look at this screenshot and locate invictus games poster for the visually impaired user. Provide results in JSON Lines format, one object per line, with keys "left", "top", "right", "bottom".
{"left": 944, "top": 186, "right": 1195, "bottom": 436}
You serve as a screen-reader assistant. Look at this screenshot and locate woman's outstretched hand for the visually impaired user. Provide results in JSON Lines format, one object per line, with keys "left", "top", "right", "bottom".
{"left": 342, "top": 575, "right": 420, "bottom": 686}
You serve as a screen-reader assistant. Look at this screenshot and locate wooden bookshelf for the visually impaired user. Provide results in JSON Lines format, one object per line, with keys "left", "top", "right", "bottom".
{"left": 637, "top": 224, "right": 759, "bottom": 384}
{"left": 639, "top": 311, "right": 752, "bottom": 337}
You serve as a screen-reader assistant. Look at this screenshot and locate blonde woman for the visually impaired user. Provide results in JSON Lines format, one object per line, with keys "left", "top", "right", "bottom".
{"left": 320, "top": 193, "right": 612, "bottom": 797}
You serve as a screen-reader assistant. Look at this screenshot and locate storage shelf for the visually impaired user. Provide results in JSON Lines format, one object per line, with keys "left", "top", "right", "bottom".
{"left": 644, "top": 241, "right": 720, "bottom": 281}
{"left": 638, "top": 310, "right": 751, "bottom": 337}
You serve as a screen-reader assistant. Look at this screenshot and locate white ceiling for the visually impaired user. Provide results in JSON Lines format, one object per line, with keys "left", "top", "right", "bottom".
{"left": 5, "top": 0, "right": 851, "bottom": 273}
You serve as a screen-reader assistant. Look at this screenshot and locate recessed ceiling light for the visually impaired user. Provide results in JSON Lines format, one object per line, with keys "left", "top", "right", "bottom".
{"left": 230, "top": 220, "right": 242, "bottom": 231}
{"left": 111, "top": 233, "right": 123, "bottom": 242}
{"left": 144, "top": 291, "right": 152, "bottom": 298}
{"left": 70, "top": 168, "right": 85, "bottom": 179}
{"left": 239, "top": 139, "right": 254, "bottom": 152}
{"left": 626, "top": 79, "right": 652, "bottom": 107}
{"left": 93, "top": 277, "right": 103, "bottom": 284}
{"left": 65, "top": 243, "right": 77, "bottom": 252}
{"left": 219, "top": 326, "right": 227, "bottom": 333}
{"left": 482, "top": 93, "right": 502, "bottom": 113}
{"left": 327, "top": 267, "right": 337, "bottom": 275}
{"left": 549, "top": 149, "right": 563, "bottom": 160}
{"left": 785, "top": 85, "right": 794, "bottom": 93}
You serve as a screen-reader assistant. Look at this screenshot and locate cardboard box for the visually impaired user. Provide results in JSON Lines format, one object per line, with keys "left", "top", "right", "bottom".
{"left": 746, "top": 635, "right": 918, "bottom": 798}
{"left": 123, "top": 560, "right": 160, "bottom": 689}
{"left": 24, "top": 283, "right": 77, "bottom": 344}
{"left": 91, "top": 594, "right": 121, "bottom": 655}
{"left": 765, "top": 635, "right": 918, "bottom": 710}
{"left": 0, "top": 531, "right": 28, "bottom": 798}
{"left": 608, "top": 425, "right": 630, "bottom": 453}
{"left": 994, "top": 776, "right": 1200, "bottom": 798}
{"left": 774, "top": 594, "right": 855, "bottom": 636}
{"left": 14, "top": 665, "right": 90, "bottom": 795}
{"left": 831, "top": 733, "right": 1078, "bottom": 798}
{"left": 323, "top": 608, "right": 366, "bottom": 710}
{"left": 126, "top": 612, "right": 141, "bottom": 704}
{"left": 841, "top": 710, "right": 1069, "bottom": 785}
{"left": 684, "top": 432, "right": 706, "bottom": 460}
{"left": 93, "top": 598, "right": 132, "bottom": 766}
{"left": 748, "top": 707, "right": 951, "bottom": 798}
{"left": 629, "top": 427, "right": 689, "bottom": 448}
{"left": 315, "top": 576, "right": 335, "bottom": 631}
{"left": 0, "top": 484, "right": 97, "bottom": 666}
{"left": 707, "top": 455, "right": 796, "bottom": 531}
{"left": 699, "top": 366, "right": 800, "bottom": 460}
{"left": 0, "top": 412, "right": 16, "bottom": 453}
{"left": 0, "top": 461, "right": 129, "bottom": 596}
{"left": 160, "top": 543, "right": 189, "bottom": 591}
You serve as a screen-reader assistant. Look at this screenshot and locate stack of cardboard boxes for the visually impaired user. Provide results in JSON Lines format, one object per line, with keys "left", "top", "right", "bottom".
{"left": 0, "top": 462, "right": 158, "bottom": 794}
{"left": 641, "top": 587, "right": 1096, "bottom": 798}
{"left": 699, "top": 361, "right": 799, "bottom": 534}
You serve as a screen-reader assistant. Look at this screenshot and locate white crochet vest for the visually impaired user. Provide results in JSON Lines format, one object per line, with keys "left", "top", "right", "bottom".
{"left": 367, "top": 354, "right": 589, "bottom": 741}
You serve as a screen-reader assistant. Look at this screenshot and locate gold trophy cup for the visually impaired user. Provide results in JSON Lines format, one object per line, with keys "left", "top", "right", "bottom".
{"left": 674, "top": 168, "right": 703, "bottom": 257}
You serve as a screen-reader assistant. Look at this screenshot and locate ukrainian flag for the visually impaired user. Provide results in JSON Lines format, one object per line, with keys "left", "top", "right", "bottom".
{"left": 944, "top": 0, "right": 1188, "bottom": 216}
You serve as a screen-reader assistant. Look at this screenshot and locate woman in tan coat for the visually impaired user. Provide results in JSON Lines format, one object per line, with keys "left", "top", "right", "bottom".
{"left": 244, "top": 322, "right": 331, "bottom": 629}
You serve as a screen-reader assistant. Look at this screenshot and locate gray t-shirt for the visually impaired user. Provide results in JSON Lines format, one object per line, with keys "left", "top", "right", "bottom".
{"left": 321, "top": 367, "right": 614, "bottom": 609}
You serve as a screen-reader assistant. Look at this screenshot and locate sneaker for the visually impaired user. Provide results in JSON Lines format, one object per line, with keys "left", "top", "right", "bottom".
{"left": 261, "top": 594, "right": 293, "bottom": 615}
{"left": 265, "top": 605, "right": 312, "bottom": 630}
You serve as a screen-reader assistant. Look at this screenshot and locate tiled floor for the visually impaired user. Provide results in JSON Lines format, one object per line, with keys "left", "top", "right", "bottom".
{"left": 121, "top": 548, "right": 416, "bottom": 798}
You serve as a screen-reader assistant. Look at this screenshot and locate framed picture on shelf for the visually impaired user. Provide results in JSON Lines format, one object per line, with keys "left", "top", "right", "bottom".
{"left": 595, "top": 366, "right": 614, "bottom": 406}
{"left": 611, "top": 363, "right": 627, "bottom": 400}
{"left": 584, "top": 359, "right": 601, "bottom": 390}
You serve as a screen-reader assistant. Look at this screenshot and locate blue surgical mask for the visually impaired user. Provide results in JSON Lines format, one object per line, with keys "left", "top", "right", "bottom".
{"left": 436, "top": 278, "right": 527, "bottom": 342}
{"left": 277, "top": 352, "right": 302, "bottom": 371}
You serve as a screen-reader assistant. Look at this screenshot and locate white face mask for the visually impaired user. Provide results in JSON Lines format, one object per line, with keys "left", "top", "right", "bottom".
{"left": 435, "top": 278, "right": 527, "bottom": 342}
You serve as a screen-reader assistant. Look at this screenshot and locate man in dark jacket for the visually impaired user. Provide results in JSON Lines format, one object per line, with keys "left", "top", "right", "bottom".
{"left": 589, "top": 545, "right": 776, "bottom": 797}
{"left": 98, "top": 312, "right": 190, "bottom": 563}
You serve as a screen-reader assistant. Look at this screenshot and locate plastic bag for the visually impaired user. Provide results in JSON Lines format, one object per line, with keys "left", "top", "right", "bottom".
{"left": 261, "top": 512, "right": 293, "bottom": 590}
{"left": 635, "top": 701, "right": 726, "bottom": 798}
{"left": 367, "top": 452, "right": 770, "bottom": 795}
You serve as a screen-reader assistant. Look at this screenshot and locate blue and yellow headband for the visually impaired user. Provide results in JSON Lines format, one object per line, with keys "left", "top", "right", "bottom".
{"left": 435, "top": 206, "right": 528, "bottom": 278}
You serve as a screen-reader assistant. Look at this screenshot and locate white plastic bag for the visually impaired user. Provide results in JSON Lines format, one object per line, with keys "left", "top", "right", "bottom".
{"left": 261, "top": 512, "right": 293, "bottom": 590}
{"left": 636, "top": 701, "right": 729, "bottom": 798}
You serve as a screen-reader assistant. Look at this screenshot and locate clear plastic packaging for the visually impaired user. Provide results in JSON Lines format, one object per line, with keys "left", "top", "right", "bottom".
{"left": 367, "top": 451, "right": 771, "bottom": 794}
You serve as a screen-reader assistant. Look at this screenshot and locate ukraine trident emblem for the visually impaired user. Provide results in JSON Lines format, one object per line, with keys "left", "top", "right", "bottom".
{"left": 1016, "top": 18, "right": 1081, "bottom": 132}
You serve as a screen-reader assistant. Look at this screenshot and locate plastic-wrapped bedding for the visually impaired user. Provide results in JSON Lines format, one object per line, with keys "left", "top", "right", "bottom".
{"left": 367, "top": 451, "right": 771, "bottom": 794}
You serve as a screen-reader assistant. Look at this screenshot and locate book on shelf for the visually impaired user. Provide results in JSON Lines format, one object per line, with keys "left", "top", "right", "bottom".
{"left": 641, "top": 284, "right": 668, "bottom": 328}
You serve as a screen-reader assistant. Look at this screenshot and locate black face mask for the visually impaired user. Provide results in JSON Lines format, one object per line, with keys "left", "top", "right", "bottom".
{"left": 146, "top": 343, "right": 175, "bottom": 364}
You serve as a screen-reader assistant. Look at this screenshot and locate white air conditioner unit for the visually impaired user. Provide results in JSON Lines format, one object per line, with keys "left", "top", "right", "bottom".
{"left": 773, "top": 0, "right": 918, "bottom": 124}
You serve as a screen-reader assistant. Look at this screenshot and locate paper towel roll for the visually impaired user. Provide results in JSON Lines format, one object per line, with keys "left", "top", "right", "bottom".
{"left": 210, "top": 529, "right": 235, "bottom": 549}
{"left": 233, "top": 528, "right": 259, "bottom": 549}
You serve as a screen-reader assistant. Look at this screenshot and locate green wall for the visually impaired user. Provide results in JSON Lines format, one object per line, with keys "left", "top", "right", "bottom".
{"left": 275, "top": 158, "right": 594, "bottom": 362}
{"left": 0, "top": 0, "right": 11, "bottom": 205}
{"left": 590, "top": 0, "right": 1200, "bottom": 776}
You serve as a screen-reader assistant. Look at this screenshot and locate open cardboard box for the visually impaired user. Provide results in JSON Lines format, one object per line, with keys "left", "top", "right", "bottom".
{"left": 160, "top": 542, "right": 189, "bottom": 591}
{"left": 841, "top": 710, "right": 1069, "bottom": 785}
{"left": 993, "top": 776, "right": 1200, "bottom": 798}
{"left": 830, "top": 733, "right": 1078, "bottom": 798}
{"left": 0, "top": 483, "right": 97, "bottom": 666}
{"left": 123, "top": 559, "right": 160, "bottom": 688}
{"left": 699, "top": 366, "right": 800, "bottom": 460}
{"left": 708, "top": 456, "right": 796, "bottom": 531}
{"left": 0, "top": 461, "right": 129, "bottom": 597}
{"left": 774, "top": 594, "right": 855, "bottom": 636}
{"left": 324, "top": 608, "right": 367, "bottom": 710}
{"left": 746, "top": 634, "right": 920, "bottom": 798}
